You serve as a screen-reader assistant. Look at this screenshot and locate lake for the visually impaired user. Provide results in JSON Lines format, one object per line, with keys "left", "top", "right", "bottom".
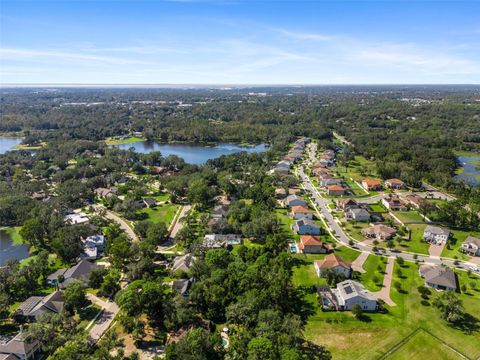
{"left": 456, "top": 155, "right": 480, "bottom": 186}
{"left": 113, "top": 141, "right": 268, "bottom": 164}
{"left": 0, "top": 229, "right": 29, "bottom": 267}
{"left": 0, "top": 136, "right": 23, "bottom": 154}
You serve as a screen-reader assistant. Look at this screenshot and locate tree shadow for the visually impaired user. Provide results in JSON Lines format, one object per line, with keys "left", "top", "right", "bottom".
{"left": 449, "top": 313, "right": 480, "bottom": 335}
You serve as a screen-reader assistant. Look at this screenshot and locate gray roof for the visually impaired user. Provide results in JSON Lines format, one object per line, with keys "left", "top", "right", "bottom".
{"left": 16, "top": 291, "right": 64, "bottom": 318}
{"left": 285, "top": 195, "right": 307, "bottom": 205}
{"left": 295, "top": 218, "right": 318, "bottom": 228}
{"left": 172, "top": 279, "right": 192, "bottom": 295}
{"left": 422, "top": 266, "right": 457, "bottom": 289}
{"left": 424, "top": 225, "right": 450, "bottom": 237}
{"left": 172, "top": 254, "right": 196, "bottom": 272}
{"left": 0, "top": 333, "right": 39, "bottom": 357}
{"left": 464, "top": 236, "right": 480, "bottom": 246}
{"left": 0, "top": 354, "right": 18, "bottom": 360}
{"left": 349, "top": 208, "right": 370, "bottom": 217}
{"left": 335, "top": 280, "right": 376, "bottom": 301}
{"left": 61, "top": 260, "right": 100, "bottom": 287}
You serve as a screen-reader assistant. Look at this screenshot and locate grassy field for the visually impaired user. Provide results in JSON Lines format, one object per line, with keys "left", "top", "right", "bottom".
{"left": 139, "top": 202, "right": 179, "bottom": 226}
{"left": 394, "top": 211, "right": 425, "bottom": 223}
{"left": 335, "top": 156, "right": 379, "bottom": 182}
{"left": 386, "top": 329, "right": 464, "bottom": 360}
{"left": 356, "top": 254, "right": 387, "bottom": 292}
{"left": 302, "top": 258, "right": 480, "bottom": 360}
{"left": 342, "top": 221, "right": 370, "bottom": 242}
{"left": 105, "top": 136, "right": 144, "bottom": 145}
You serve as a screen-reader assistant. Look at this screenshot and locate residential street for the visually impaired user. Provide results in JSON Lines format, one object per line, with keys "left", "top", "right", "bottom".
{"left": 86, "top": 293, "right": 120, "bottom": 343}
{"left": 93, "top": 205, "right": 139, "bottom": 242}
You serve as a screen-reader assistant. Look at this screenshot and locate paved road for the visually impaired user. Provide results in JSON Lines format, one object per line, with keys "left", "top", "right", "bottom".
{"left": 373, "top": 257, "right": 396, "bottom": 306}
{"left": 93, "top": 205, "right": 139, "bottom": 242}
{"left": 297, "top": 149, "right": 479, "bottom": 272}
{"left": 169, "top": 205, "right": 192, "bottom": 239}
{"left": 86, "top": 293, "right": 120, "bottom": 342}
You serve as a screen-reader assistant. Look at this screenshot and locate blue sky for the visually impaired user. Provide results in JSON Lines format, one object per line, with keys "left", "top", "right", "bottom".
{"left": 1, "top": 0, "right": 479, "bottom": 84}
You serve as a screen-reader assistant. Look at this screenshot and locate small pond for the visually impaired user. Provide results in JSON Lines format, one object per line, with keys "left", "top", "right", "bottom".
{"left": 456, "top": 155, "right": 480, "bottom": 186}
{"left": 0, "top": 136, "right": 22, "bottom": 154}
{"left": 0, "top": 229, "right": 29, "bottom": 267}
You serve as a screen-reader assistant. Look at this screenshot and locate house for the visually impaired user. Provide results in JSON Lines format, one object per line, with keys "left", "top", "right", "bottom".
{"left": 362, "top": 224, "right": 396, "bottom": 240}
{"left": 48, "top": 260, "right": 100, "bottom": 289}
{"left": 95, "top": 187, "right": 115, "bottom": 198}
{"left": 461, "top": 236, "right": 480, "bottom": 256}
{"left": 0, "top": 354, "right": 18, "bottom": 360}
{"left": 172, "top": 254, "right": 196, "bottom": 273}
{"left": 314, "top": 254, "right": 352, "bottom": 278}
{"left": 362, "top": 179, "right": 382, "bottom": 191}
{"left": 406, "top": 194, "right": 430, "bottom": 209}
{"left": 423, "top": 225, "right": 450, "bottom": 245}
{"left": 292, "top": 219, "right": 321, "bottom": 235}
{"left": 336, "top": 198, "right": 358, "bottom": 211}
{"left": 81, "top": 234, "right": 106, "bottom": 260}
{"left": 275, "top": 188, "right": 287, "bottom": 200}
{"left": 211, "top": 204, "right": 229, "bottom": 219}
{"left": 327, "top": 185, "right": 346, "bottom": 196}
{"left": 273, "top": 166, "right": 290, "bottom": 175}
{"left": 290, "top": 205, "right": 313, "bottom": 220}
{"left": 64, "top": 212, "right": 89, "bottom": 225}
{"left": 345, "top": 208, "right": 371, "bottom": 222}
{"left": 319, "top": 158, "right": 334, "bottom": 167}
{"left": 172, "top": 278, "right": 193, "bottom": 297}
{"left": 0, "top": 333, "right": 40, "bottom": 360}
{"left": 323, "top": 149, "right": 335, "bottom": 157}
{"left": 332, "top": 280, "right": 377, "bottom": 311}
{"left": 143, "top": 198, "right": 157, "bottom": 208}
{"left": 133, "top": 200, "right": 147, "bottom": 209}
{"left": 284, "top": 195, "right": 307, "bottom": 208}
{"left": 385, "top": 178, "right": 405, "bottom": 190}
{"left": 14, "top": 291, "right": 64, "bottom": 320}
{"left": 419, "top": 265, "right": 457, "bottom": 291}
{"left": 381, "top": 196, "right": 407, "bottom": 211}
{"left": 203, "top": 234, "right": 242, "bottom": 248}
{"left": 295, "top": 235, "right": 331, "bottom": 254}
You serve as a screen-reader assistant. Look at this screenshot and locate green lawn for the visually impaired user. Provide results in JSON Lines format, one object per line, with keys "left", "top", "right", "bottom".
{"left": 105, "top": 136, "right": 144, "bottom": 145}
{"left": 276, "top": 208, "right": 299, "bottom": 241}
{"left": 386, "top": 329, "right": 463, "bottom": 360}
{"left": 139, "top": 203, "right": 179, "bottom": 226}
{"left": 1, "top": 226, "right": 24, "bottom": 245}
{"left": 369, "top": 202, "right": 387, "bottom": 213}
{"left": 382, "top": 224, "right": 429, "bottom": 255}
{"left": 303, "top": 259, "right": 480, "bottom": 360}
{"left": 356, "top": 254, "right": 387, "bottom": 292}
{"left": 342, "top": 221, "right": 370, "bottom": 242}
{"left": 394, "top": 211, "right": 425, "bottom": 223}
{"left": 334, "top": 156, "right": 379, "bottom": 182}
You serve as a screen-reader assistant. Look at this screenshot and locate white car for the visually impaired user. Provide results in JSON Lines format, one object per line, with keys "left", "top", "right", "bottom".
{"left": 469, "top": 266, "right": 479, "bottom": 273}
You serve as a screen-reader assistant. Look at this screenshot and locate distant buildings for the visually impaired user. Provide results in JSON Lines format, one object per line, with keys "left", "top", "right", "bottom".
{"left": 381, "top": 196, "right": 407, "bottom": 211}
{"left": 284, "top": 195, "right": 307, "bottom": 208}
{"left": 384, "top": 178, "right": 405, "bottom": 190}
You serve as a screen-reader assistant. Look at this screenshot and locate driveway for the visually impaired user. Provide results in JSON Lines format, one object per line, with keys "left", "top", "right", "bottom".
{"left": 351, "top": 251, "right": 369, "bottom": 273}
{"left": 93, "top": 205, "right": 139, "bottom": 242}
{"left": 428, "top": 242, "right": 445, "bottom": 258}
{"left": 86, "top": 293, "right": 120, "bottom": 342}
{"left": 169, "top": 205, "right": 191, "bottom": 239}
{"left": 372, "top": 256, "right": 396, "bottom": 307}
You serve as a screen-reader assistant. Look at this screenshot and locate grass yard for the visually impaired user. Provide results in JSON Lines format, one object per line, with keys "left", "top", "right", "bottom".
{"left": 302, "top": 259, "right": 480, "bottom": 360}
{"left": 369, "top": 202, "right": 387, "bottom": 213}
{"left": 382, "top": 224, "right": 430, "bottom": 255}
{"left": 105, "top": 136, "right": 144, "bottom": 145}
{"left": 342, "top": 221, "right": 370, "bottom": 242}
{"left": 356, "top": 254, "right": 387, "bottom": 292}
{"left": 394, "top": 211, "right": 425, "bottom": 223}
{"left": 139, "top": 203, "right": 179, "bottom": 227}
{"left": 276, "top": 208, "right": 299, "bottom": 241}
{"left": 335, "top": 156, "right": 379, "bottom": 182}
{"left": 386, "top": 329, "right": 464, "bottom": 360}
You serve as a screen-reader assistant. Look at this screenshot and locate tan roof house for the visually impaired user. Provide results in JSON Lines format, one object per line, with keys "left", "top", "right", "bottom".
{"left": 385, "top": 178, "right": 405, "bottom": 190}
{"left": 362, "top": 224, "right": 397, "bottom": 240}
{"left": 314, "top": 254, "right": 352, "bottom": 278}
{"left": 362, "top": 179, "right": 382, "bottom": 191}
{"left": 327, "top": 185, "right": 346, "bottom": 196}
{"left": 296, "top": 235, "right": 331, "bottom": 254}
{"left": 290, "top": 205, "right": 313, "bottom": 220}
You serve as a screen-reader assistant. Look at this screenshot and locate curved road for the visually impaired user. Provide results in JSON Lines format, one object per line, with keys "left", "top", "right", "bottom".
{"left": 92, "top": 205, "right": 139, "bottom": 242}
{"left": 298, "top": 149, "right": 479, "bottom": 272}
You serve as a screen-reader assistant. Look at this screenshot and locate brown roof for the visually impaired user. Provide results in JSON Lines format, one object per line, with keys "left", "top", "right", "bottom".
{"left": 363, "top": 179, "right": 382, "bottom": 186}
{"left": 298, "top": 236, "right": 332, "bottom": 250}
{"left": 328, "top": 185, "right": 344, "bottom": 191}
{"left": 291, "top": 205, "right": 311, "bottom": 214}
{"left": 315, "top": 254, "right": 351, "bottom": 270}
{"left": 337, "top": 198, "right": 357, "bottom": 206}
{"left": 385, "top": 178, "right": 404, "bottom": 185}
{"left": 362, "top": 224, "right": 396, "bottom": 237}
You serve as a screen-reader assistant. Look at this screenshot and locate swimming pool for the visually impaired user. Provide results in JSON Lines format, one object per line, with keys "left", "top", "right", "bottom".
{"left": 289, "top": 243, "right": 298, "bottom": 253}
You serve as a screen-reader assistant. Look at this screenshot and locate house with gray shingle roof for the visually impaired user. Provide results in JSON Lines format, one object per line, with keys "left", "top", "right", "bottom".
{"left": 292, "top": 219, "right": 321, "bottom": 235}
{"left": 331, "top": 280, "right": 377, "bottom": 311}
{"left": 0, "top": 332, "right": 40, "bottom": 360}
{"left": 14, "top": 291, "right": 64, "bottom": 321}
{"left": 461, "top": 236, "right": 480, "bottom": 256}
{"left": 419, "top": 265, "right": 457, "bottom": 291}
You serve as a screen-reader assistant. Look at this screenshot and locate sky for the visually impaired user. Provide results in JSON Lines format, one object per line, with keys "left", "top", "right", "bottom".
{"left": 1, "top": 0, "right": 479, "bottom": 85}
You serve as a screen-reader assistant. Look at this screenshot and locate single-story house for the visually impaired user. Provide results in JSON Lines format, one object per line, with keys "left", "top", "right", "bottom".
{"left": 461, "top": 236, "right": 480, "bottom": 256}
{"left": 14, "top": 291, "right": 64, "bottom": 321}
{"left": 345, "top": 208, "right": 371, "bottom": 222}
{"left": 203, "top": 234, "right": 242, "bottom": 248}
{"left": 327, "top": 185, "right": 346, "bottom": 196}
{"left": 336, "top": 198, "right": 358, "bottom": 211}
{"left": 172, "top": 254, "right": 196, "bottom": 273}
{"left": 385, "top": 178, "right": 405, "bottom": 190}
{"left": 405, "top": 194, "right": 430, "bottom": 209}
{"left": 275, "top": 188, "right": 287, "bottom": 200}
{"left": 0, "top": 333, "right": 40, "bottom": 360}
{"left": 295, "top": 235, "right": 331, "bottom": 254}
{"left": 290, "top": 205, "right": 313, "bottom": 220}
{"left": 332, "top": 280, "right": 377, "bottom": 311}
{"left": 423, "top": 225, "right": 450, "bottom": 245}
{"left": 321, "top": 178, "right": 343, "bottom": 188}
{"left": 143, "top": 198, "right": 157, "bottom": 208}
{"left": 211, "top": 204, "right": 229, "bottom": 219}
{"left": 419, "top": 265, "right": 457, "bottom": 291}
{"left": 292, "top": 219, "right": 321, "bottom": 235}
{"left": 64, "top": 212, "right": 89, "bottom": 225}
{"left": 362, "top": 179, "right": 382, "bottom": 191}
{"left": 362, "top": 224, "right": 397, "bottom": 240}
{"left": 95, "top": 187, "right": 115, "bottom": 198}
{"left": 284, "top": 195, "right": 307, "bottom": 208}
{"left": 314, "top": 254, "right": 352, "bottom": 278}
{"left": 48, "top": 260, "right": 101, "bottom": 289}
{"left": 381, "top": 196, "right": 407, "bottom": 211}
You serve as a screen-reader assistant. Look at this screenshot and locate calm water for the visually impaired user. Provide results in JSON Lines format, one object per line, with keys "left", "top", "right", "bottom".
{"left": 456, "top": 156, "right": 480, "bottom": 186}
{"left": 113, "top": 141, "right": 267, "bottom": 164}
{"left": 0, "top": 137, "right": 23, "bottom": 154}
{"left": 0, "top": 230, "right": 29, "bottom": 267}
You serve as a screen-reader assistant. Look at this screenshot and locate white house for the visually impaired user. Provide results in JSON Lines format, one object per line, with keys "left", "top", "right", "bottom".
{"left": 314, "top": 254, "right": 352, "bottom": 278}
{"left": 332, "top": 280, "right": 377, "bottom": 311}
{"left": 423, "top": 225, "right": 450, "bottom": 245}
{"left": 461, "top": 236, "right": 480, "bottom": 256}
{"left": 284, "top": 195, "right": 307, "bottom": 208}
{"left": 292, "top": 219, "right": 321, "bottom": 235}
{"left": 345, "top": 208, "right": 370, "bottom": 222}
{"left": 64, "top": 212, "right": 89, "bottom": 225}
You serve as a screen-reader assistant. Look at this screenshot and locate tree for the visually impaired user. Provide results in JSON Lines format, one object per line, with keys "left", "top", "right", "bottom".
{"left": 165, "top": 328, "right": 222, "bottom": 360}
{"left": 99, "top": 269, "right": 121, "bottom": 298}
{"left": 433, "top": 291, "right": 464, "bottom": 323}
{"left": 396, "top": 256, "right": 404, "bottom": 266}
{"left": 247, "top": 337, "right": 275, "bottom": 360}
{"left": 20, "top": 217, "right": 46, "bottom": 247}
{"left": 89, "top": 267, "right": 108, "bottom": 289}
{"left": 352, "top": 304, "right": 363, "bottom": 320}
{"left": 146, "top": 222, "right": 168, "bottom": 246}
{"left": 64, "top": 281, "right": 86, "bottom": 314}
